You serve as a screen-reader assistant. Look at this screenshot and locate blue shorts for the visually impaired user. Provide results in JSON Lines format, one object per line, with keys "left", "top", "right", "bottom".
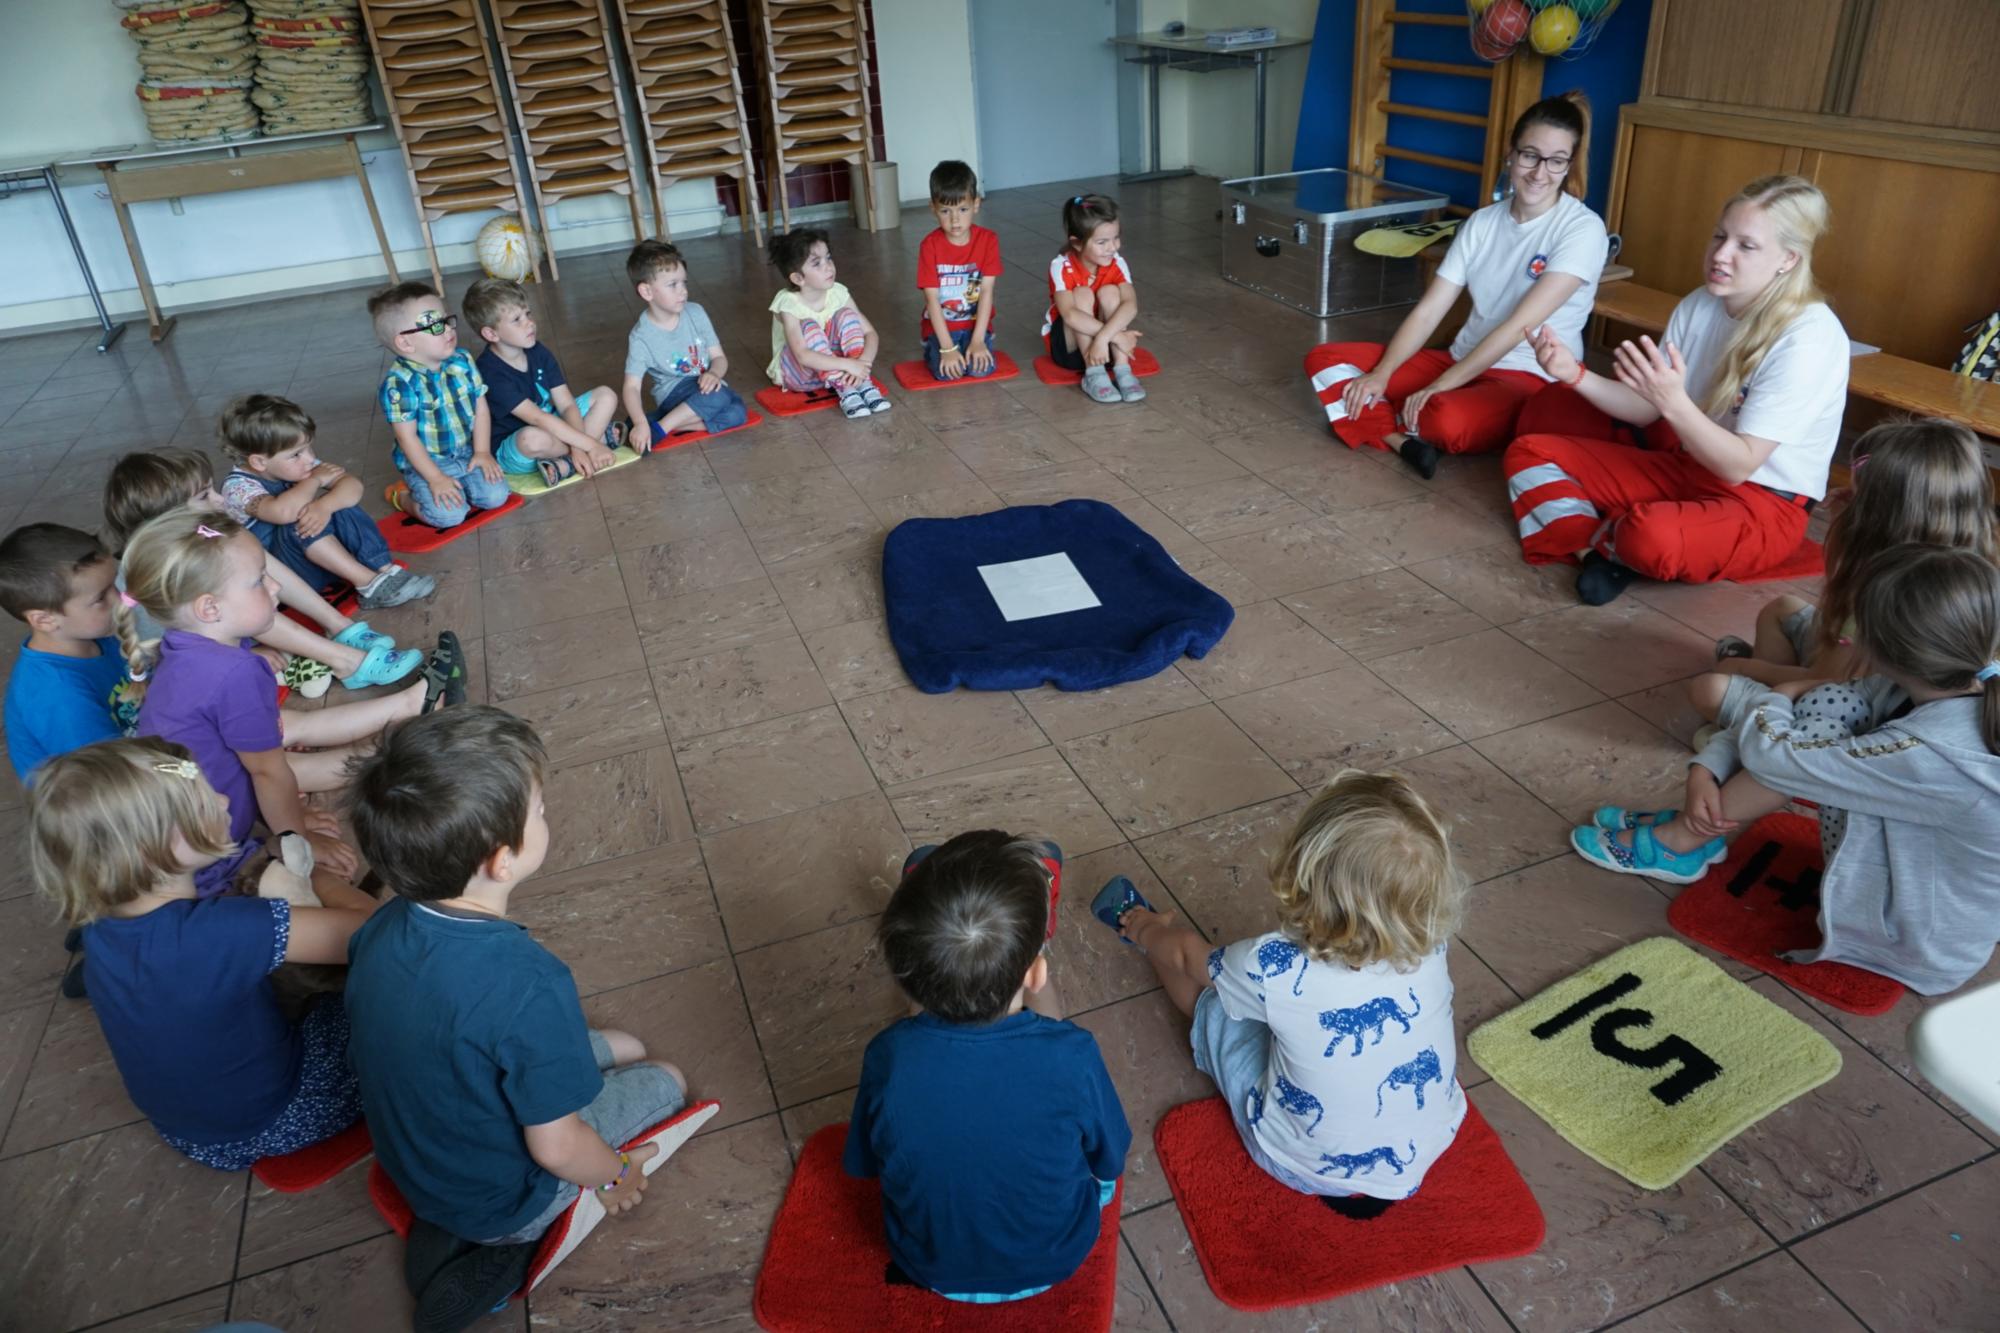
{"left": 495, "top": 390, "right": 596, "bottom": 475}
{"left": 1189, "top": 989, "right": 1352, "bottom": 1197}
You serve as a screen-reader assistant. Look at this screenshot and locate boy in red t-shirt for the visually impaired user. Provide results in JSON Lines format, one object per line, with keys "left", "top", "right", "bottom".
{"left": 917, "top": 160, "right": 1003, "bottom": 382}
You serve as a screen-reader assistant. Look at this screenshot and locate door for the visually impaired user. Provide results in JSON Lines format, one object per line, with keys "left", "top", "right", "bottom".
{"left": 970, "top": 0, "right": 1122, "bottom": 189}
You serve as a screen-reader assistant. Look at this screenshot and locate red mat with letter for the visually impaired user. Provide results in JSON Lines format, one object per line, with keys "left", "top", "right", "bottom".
{"left": 1031, "top": 347, "right": 1160, "bottom": 386}
{"left": 377, "top": 486, "right": 525, "bottom": 554}
{"left": 651, "top": 409, "right": 764, "bottom": 452}
{"left": 252, "top": 1119, "right": 372, "bottom": 1192}
{"left": 1153, "top": 1097, "right": 1542, "bottom": 1312}
{"left": 890, "top": 351, "right": 1021, "bottom": 391}
{"left": 1667, "top": 812, "right": 1905, "bottom": 1015}
{"left": 751, "top": 1123, "right": 1123, "bottom": 1332}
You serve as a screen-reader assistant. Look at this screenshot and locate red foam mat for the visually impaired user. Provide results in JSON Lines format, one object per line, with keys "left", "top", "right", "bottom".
{"left": 1154, "top": 1097, "right": 1542, "bottom": 1313}
{"left": 753, "top": 377, "right": 891, "bottom": 418}
{"left": 889, "top": 351, "right": 1022, "bottom": 391}
{"left": 252, "top": 1119, "right": 372, "bottom": 1192}
{"left": 651, "top": 409, "right": 765, "bottom": 452}
{"left": 377, "top": 486, "right": 525, "bottom": 554}
{"left": 1030, "top": 347, "right": 1160, "bottom": 386}
{"left": 1667, "top": 812, "right": 1905, "bottom": 1015}
{"left": 370, "top": 1099, "right": 720, "bottom": 1299}
{"left": 1742, "top": 537, "right": 1825, "bottom": 582}
{"left": 752, "top": 1123, "right": 1122, "bottom": 1332}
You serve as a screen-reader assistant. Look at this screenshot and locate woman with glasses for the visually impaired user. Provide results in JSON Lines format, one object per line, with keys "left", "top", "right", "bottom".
{"left": 1503, "top": 175, "right": 1845, "bottom": 605}
{"left": 1305, "top": 93, "right": 1605, "bottom": 480}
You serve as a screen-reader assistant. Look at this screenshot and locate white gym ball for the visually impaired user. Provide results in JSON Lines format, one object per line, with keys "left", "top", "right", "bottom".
{"left": 475, "top": 214, "right": 540, "bottom": 281}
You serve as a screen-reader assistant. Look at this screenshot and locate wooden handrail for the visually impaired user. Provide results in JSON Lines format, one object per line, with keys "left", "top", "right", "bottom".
{"left": 1383, "top": 57, "right": 1493, "bottom": 80}
{"left": 1380, "top": 100, "right": 1487, "bottom": 128}
{"left": 1386, "top": 11, "right": 1469, "bottom": 25}
{"left": 1379, "top": 144, "right": 1483, "bottom": 175}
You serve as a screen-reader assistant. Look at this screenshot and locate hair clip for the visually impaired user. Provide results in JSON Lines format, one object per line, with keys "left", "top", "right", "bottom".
{"left": 118, "top": 589, "right": 138, "bottom": 609}
{"left": 194, "top": 524, "right": 223, "bottom": 540}
{"left": 1071, "top": 195, "right": 1084, "bottom": 205}
{"left": 1978, "top": 662, "right": 2000, "bottom": 683}
{"left": 153, "top": 759, "right": 200, "bottom": 779}
{"left": 1849, "top": 453, "right": 1869, "bottom": 474}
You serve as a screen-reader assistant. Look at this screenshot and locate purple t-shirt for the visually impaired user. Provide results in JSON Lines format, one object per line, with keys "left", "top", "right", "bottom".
{"left": 136, "top": 630, "right": 282, "bottom": 896}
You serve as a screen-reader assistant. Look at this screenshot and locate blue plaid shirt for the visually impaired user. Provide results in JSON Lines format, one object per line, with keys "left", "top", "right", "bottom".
{"left": 379, "top": 350, "right": 487, "bottom": 462}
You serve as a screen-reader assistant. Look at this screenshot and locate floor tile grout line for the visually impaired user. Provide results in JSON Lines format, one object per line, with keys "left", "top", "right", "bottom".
{"left": 0, "top": 992, "right": 60, "bottom": 1154}
{"left": 68, "top": 1282, "right": 233, "bottom": 1333}
{"left": 1773, "top": 1146, "right": 1997, "bottom": 1251}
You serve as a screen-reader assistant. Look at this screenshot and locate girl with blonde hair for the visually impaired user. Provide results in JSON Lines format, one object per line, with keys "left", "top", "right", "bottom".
{"left": 120, "top": 510, "right": 462, "bottom": 896}
{"left": 1503, "top": 175, "right": 1848, "bottom": 604}
{"left": 1091, "top": 770, "right": 1468, "bottom": 1210}
{"left": 29, "top": 737, "right": 377, "bottom": 1169}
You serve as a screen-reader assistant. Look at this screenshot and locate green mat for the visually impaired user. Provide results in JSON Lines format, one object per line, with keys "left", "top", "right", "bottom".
{"left": 1467, "top": 937, "right": 1840, "bottom": 1189}
{"left": 504, "top": 445, "right": 645, "bottom": 498}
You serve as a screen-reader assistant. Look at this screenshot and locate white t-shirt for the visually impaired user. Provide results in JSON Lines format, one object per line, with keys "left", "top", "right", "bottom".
{"left": 1438, "top": 193, "right": 1607, "bottom": 376}
{"left": 1208, "top": 934, "right": 1465, "bottom": 1200}
{"left": 1662, "top": 289, "right": 1850, "bottom": 500}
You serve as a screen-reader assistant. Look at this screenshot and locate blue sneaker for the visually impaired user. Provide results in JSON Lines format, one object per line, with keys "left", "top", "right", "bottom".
{"left": 340, "top": 643, "right": 424, "bottom": 690}
{"left": 1089, "top": 876, "right": 1154, "bottom": 947}
{"left": 332, "top": 620, "right": 395, "bottom": 652}
{"left": 1570, "top": 823, "right": 1726, "bottom": 885}
{"left": 1590, "top": 806, "right": 1680, "bottom": 832}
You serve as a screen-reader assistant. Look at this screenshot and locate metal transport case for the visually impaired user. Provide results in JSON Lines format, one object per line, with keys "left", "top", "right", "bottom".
{"left": 1217, "top": 168, "right": 1448, "bottom": 318}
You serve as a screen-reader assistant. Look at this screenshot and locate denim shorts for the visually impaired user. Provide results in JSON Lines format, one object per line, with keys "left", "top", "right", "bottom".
{"left": 494, "top": 390, "right": 596, "bottom": 475}
{"left": 1189, "top": 989, "right": 1352, "bottom": 1197}
{"left": 476, "top": 1028, "right": 686, "bottom": 1245}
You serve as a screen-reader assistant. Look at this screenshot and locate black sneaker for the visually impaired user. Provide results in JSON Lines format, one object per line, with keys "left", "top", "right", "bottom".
{"left": 1321, "top": 1193, "right": 1396, "bottom": 1221}
{"left": 1576, "top": 552, "right": 1641, "bottom": 606}
{"left": 1398, "top": 435, "right": 1442, "bottom": 481}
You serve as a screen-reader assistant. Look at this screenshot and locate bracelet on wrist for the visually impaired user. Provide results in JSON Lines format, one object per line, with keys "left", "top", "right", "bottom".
{"left": 595, "top": 1151, "right": 631, "bottom": 1194}
{"left": 1565, "top": 361, "right": 1587, "bottom": 387}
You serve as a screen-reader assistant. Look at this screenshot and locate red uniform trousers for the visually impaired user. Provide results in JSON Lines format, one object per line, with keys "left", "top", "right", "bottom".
{"left": 1502, "top": 384, "right": 1812, "bottom": 584}
{"left": 1304, "top": 342, "right": 1547, "bottom": 455}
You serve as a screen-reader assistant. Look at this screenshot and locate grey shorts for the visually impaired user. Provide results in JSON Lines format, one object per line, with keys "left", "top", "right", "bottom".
{"left": 1781, "top": 604, "right": 1819, "bottom": 667}
{"left": 1188, "top": 989, "right": 1353, "bottom": 1197}
{"left": 479, "top": 1029, "right": 686, "bottom": 1245}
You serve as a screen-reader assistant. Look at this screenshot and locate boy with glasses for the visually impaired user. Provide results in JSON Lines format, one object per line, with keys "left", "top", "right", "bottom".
{"left": 369, "top": 281, "right": 513, "bottom": 530}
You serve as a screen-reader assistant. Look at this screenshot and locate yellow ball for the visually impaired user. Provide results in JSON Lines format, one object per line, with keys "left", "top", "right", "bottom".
{"left": 475, "top": 214, "right": 540, "bottom": 282}
{"left": 1468, "top": 0, "right": 1497, "bottom": 14}
{"left": 1530, "top": 2, "right": 1580, "bottom": 53}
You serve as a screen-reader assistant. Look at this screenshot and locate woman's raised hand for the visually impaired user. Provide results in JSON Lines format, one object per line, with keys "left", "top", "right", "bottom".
{"left": 1527, "top": 324, "right": 1580, "bottom": 385}
{"left": 1611, "top": 335, "right": 1689, "bottom": 413}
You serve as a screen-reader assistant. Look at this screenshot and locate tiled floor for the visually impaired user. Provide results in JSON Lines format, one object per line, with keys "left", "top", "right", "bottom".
{"left": 0, "top": 174, "right": 1994, "bottom": 1332}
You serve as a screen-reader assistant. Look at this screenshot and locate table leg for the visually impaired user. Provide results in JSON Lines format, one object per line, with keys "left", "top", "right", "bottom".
{"left": 346, "top": 135, "right": 399, "bottom": 284}
{"left": 103, "top": 172, "right": 175, "bottom": 343}
{"left": 1120, "top": 54, "right": 1195, "bottom": 184}
{"left": 1253, "top": 52, "right": 1269, "bottom": 177}
{"left": 41, "top": 167, "right": 125, "bottom": 354}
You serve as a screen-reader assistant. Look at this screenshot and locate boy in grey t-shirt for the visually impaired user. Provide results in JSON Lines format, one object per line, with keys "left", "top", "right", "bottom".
{"left": 620, "top": 240, "right": 750, "bottom": 443}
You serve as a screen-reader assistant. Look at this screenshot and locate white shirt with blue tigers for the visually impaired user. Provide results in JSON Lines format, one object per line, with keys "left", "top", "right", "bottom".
{"left": 1208, "top": 934, "right": 1464, "bottom": 1199}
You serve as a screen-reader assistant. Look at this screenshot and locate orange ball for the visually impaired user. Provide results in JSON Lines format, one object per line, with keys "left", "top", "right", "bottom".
{"left": 1472, "top": 0, "right": 1531, "bottom": 59}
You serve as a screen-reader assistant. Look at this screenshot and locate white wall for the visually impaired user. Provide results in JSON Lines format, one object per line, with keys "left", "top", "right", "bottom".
{"left": 873, "top": 0, "right": 979, "bottom": 199}
{"left": 0, "top": 3, "right": 726, "bottom": 334}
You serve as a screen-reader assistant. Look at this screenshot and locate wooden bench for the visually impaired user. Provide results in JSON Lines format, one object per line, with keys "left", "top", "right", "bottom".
{"left": 1592, "top": 280, "right": 2000, "bottom": 442}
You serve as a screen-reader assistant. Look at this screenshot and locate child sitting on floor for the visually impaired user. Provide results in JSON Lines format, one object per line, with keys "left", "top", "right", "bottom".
{"left": 767, "top": 228, "right": 890, "bottom": 418}
{"left": 218, "top": 394, "right": 436, "bottom": 608}
{"left": 465, "top": 277, "right": 625, "bottom": 485}
{"left": 847, "top": 830, "right": 1129, "bottom": 1302}
{"left": 1044, "top": 193, "right": 1145, "bottom": 405}
{"left": 1694, "top": 418, "right": 1997, "bottom": 747}
{"left": 917, "top": 159, "right": 1003, "bottom": 382}
{"left": 104, "top": 448, "right": 422, "bottom": 696}
{"left": 344, "top": 707, "right": 688, "bottom": 1279}
{"left": 621, "top": 238, "right": 749, "bottom": 444}
{"left": 121, "top": 510, "right": 461, "bottom": 898}
{"left": 1574, "top": 544, "right": 2000, "bottom": 996}
{"left": 28, "top": 736, "right": 376, "bottom": 1169}
{"left": 370, "top": 280, "right": 513, "bottom": 529}
{"left": 0, "top": 525, "right": 139, "bottom": 782}
{"left": 1097, "top": 770, "right": 1466, "bottom": 1211}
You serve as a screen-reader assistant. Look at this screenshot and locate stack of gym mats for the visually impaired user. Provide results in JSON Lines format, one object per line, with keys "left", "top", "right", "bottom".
{"left": 246, "top": 0, "right": 374, "bottom": 134}
{"left": 116, "top": 0, "right": 262, "bottom": 143}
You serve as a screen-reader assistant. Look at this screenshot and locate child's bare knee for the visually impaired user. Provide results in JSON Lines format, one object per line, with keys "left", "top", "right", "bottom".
{"left": 1760, "top": 594, "right": 1808, "bottom": 629}
{"left": 516, "top": 427, "right": 560, "bottom": 458}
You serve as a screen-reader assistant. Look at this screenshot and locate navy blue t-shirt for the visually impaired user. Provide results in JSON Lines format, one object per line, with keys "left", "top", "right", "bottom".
{"left": 844, "top": 1011, "right": 1130, "bottom": 1295}
{"left": 83, "top": 896, "right": 300, "bottom": 1144}
{"left": 345, "top": 898, "right": 603, "bottom": 1241}
{"left": 476, "top": 342, "right": 567, "bottom": 443}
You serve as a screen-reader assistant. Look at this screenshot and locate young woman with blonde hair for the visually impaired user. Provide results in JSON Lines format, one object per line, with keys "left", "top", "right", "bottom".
{"left": 1503, "top": 175, "right": 1848, "bottom": 604}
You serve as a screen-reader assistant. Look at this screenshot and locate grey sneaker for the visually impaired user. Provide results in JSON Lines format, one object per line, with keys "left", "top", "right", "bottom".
{"left": 1112, "top": 363, "right": 1147, "bottom": 402}
{"left": 1080, "top": 364, "right": 1121, "bottom": 404}
{"left": 358, "top": 566, "right": 437, "bottom": 610}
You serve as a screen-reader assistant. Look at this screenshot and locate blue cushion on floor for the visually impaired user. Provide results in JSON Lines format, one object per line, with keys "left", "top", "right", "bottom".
{"left": 882, "top": 499, "right": 1235, "bottom": 693}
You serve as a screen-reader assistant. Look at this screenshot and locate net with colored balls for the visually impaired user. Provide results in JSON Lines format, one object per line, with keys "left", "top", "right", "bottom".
{"left": 1467, "top": 0, "right": 1619, "bottom": 59}
{"left": 475, "top": 214, "right": 541, "bottom": 282}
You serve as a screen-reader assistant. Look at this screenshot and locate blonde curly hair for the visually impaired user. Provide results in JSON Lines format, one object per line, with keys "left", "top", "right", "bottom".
{"left": 1269, "top": 770, "right": 1465, "bottom": 971}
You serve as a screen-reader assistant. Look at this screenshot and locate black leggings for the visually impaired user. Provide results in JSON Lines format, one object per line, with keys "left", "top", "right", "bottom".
{"left": 1046, "top": 319, "right": 1088, "bottom": 373}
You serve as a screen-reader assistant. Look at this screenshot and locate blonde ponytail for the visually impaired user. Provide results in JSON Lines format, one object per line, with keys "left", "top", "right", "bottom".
{"left": 1701, "top": 175, "right": 1830, "bottom": 419}
{"left": 118, "top": 510, "right": 252, "bottom": 683}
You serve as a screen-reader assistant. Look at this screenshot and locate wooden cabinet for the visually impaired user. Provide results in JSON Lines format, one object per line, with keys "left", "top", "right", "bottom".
{"left": 1646, "top": 0, "right": 1846, "bottom": 113}
{"left": 1848, "top": 0, "right": 2000, "bottom": 134}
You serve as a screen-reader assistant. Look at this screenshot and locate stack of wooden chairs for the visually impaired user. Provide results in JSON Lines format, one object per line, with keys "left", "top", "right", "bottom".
{"left": 357, "top": 0, "right": 533, "bottom": 291}
{"left": 747, "top": 0, "right": 876, "bottom": 229}
{"left": 487, "top": 0, "right": 649, "bottom": 275}
{"left": 609, "top": 0, "right": 764, "bottom": 244}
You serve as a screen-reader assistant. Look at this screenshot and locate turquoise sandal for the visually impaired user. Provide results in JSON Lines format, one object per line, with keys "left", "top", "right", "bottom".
{"left": 1570, "top": 822, "right": 1726, "bottom": 885}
